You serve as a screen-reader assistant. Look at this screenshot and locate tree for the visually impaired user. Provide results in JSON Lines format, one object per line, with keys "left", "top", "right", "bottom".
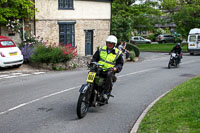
{"left": 111, "top": 0, "right": 161, "bottom": 42}
{"left": 0, "top": 0, "right": 35, "bottom": 25}
{"left": 111, "top": 1, "right": 133, "bottom": 42}
{"left": 161, "top": 0, "right": 200, "bottom": 37}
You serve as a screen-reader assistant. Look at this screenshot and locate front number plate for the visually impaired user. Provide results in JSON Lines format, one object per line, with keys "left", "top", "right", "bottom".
{"left": 86, "top": 72, "right": 96, "bottom": 83}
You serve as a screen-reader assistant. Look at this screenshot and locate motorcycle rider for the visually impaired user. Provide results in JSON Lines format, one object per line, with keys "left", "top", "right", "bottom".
{"left": 170, "top": 43, "right": 182, "bottom": 64}
{"left": 90, "top": 35, "right": 124, "bottom": 99}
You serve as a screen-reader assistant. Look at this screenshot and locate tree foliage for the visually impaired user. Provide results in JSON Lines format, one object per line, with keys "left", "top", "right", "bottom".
{"left": 111, "top": 0, "right": 161, "bottom": 43}
{"left": 161, "top": 0, "right": 200, "bottom": 37}
{"left": 0, "top": 0, "right": 35, "bottom": 25}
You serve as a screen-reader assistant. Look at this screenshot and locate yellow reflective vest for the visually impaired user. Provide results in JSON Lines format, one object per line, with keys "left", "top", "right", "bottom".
{"left": 98, "top": 46, "right": 122, "bottom": 69}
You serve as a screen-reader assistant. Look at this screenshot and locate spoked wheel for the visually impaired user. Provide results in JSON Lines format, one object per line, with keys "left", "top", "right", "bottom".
{"left": 77, "top": 93, "right": 90, "bottom": 119}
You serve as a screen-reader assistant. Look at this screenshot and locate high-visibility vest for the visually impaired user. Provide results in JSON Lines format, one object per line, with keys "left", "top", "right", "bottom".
{"left": 98, "top": 46, "right": 121, "bottom": 69}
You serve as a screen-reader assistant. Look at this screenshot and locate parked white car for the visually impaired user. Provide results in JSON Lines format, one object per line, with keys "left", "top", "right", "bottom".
{"left": 130, "top": 36, "right": 151, "bottom": 44}
{"left": 0, "top": 36, "right": 23, "bottom": 68}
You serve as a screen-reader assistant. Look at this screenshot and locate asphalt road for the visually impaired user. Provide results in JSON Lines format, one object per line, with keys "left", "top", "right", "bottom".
{"left": 0, "top": 52, "right": 200, "bottom": 133}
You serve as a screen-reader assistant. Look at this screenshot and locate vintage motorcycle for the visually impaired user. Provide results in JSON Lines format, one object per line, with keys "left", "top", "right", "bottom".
{"left": 76, "top": 62, "right": 114, "bottom": 119}
{"left": 168, "top": 53, "right": 179, "bottom": 69}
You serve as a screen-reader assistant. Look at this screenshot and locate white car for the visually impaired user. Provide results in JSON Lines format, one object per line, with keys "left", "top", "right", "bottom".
{"left": 130, "top": 36, "right": 151, "bottom": 44}
{"left": 0, "top": 36, "right": 23, "bottom": 68}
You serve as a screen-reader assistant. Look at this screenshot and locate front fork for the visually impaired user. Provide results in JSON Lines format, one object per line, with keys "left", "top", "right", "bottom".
{"left": 79, "top": 83, "right": 99, "bottom": 107}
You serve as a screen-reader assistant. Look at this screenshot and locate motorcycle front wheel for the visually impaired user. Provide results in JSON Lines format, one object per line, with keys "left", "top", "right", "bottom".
{"left": 77, "top": 93, "right": 90, "bottom": 119}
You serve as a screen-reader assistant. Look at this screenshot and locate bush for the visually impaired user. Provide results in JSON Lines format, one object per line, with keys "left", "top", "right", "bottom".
{"left": 126, "top": 43, "right": 140, "bottom": 57}
{"left": 19, "top": 32, "right": 44, "bottom": 62}
{"left": 129, "top": 51, "right": 135, "bottom": 61}
{"left": 20, "top": 44, "right": 34, "bottom": 63}
{"left": 147, "top": 34, "right": 156, "bottom": 42}
{"left": 30, "top": 44, "right": 77, "bottom": 64}
{"left": 19, "top": 32, "right": 43, "bottom": 48}
{"left": 175, "top": 36, "right": 183, "bottom": 43}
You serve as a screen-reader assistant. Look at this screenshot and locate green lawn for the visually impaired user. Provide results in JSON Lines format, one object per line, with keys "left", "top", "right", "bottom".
{"left": 137, "top": 43, "right": 188, "bottom": 53}
{"left": 138, "top": 76, "right": 200, "bottom": 133}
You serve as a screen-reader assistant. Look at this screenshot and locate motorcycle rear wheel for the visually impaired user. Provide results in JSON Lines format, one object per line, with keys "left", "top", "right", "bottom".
{"left": 77, "top": 93, "right": 90, "bottom": 119}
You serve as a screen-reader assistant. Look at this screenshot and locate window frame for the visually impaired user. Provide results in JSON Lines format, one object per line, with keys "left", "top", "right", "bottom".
{"left": 58, "top": 22, "right": 76, "bottom": 47}
{"left": 58, "top": 0, "right": 74, "bottom": 10}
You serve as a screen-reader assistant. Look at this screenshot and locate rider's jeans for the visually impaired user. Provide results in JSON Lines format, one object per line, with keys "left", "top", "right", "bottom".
{"left": 105, "top": 71, "right": 114, "bottom": 94}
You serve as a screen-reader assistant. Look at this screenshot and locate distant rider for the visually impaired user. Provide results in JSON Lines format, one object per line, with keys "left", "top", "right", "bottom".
{"left": 90, "top": 35, "right": 124, "bottom": 99}
{"left": 170, "top": 43, "right": 182, "bottom": 64}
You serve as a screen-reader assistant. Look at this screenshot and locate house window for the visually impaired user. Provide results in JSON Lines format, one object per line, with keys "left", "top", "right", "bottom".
{"left": 58, "top": 0, "right": 73, "bottom": 9}
{"left": 59, "top": 22, "right": 75, "bottom": 46}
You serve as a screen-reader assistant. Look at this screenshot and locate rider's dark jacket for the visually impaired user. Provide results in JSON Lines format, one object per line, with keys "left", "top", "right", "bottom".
{"left": 91, "top": 47, "right": 124, "bottom": 73}
{"left": 170, "top": 46, "right": 182, "bottom": 54}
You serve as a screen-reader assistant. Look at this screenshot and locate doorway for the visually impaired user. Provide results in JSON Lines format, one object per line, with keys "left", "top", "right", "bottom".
{"left": 85, "top": 30, "right": 93, "bottom": 56}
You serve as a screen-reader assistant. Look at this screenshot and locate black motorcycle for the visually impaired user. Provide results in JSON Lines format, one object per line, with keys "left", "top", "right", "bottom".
{"left": 76, "top": 62, "right": 114, "bottom": 119}
{"left": 168, "top": 53, "right": 179, "bottom": 69}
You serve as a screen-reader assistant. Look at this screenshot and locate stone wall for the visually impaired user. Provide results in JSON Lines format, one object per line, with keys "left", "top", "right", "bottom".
{"left": 30, "top": 55, "right": 93, "bottom": 70}
{"left": 36, "top": 19, "right": 110, "bottom": 56}
{"left": 0, "top": 26, "right": 21, "bottom": 44}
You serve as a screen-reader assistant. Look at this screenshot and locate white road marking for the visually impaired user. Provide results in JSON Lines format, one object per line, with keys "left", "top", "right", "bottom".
{"left": 143, "top": 56, "right": 168, "bottom": 62}
{"left": 181, "top": 59, "right": 200, "bottom": 65}
{"left": 3, "top": 76, "right": 17, "bottom": 79}
{"left": 11, "top": 73, "right": 22, "bottom": 75}
{"left": 0, "top": 75, "right": 9, "bottom": 78}
{"left": 0, "top": 86, "right": 81, "bottom": 115}
{"left": 117, "top": 68, "right": 157, "bottom": 78}
{"left": 0, "top": 72, "right": 45, "bottom": 80}
{"left": 33, "top": 72, "right": 46, "bottom": 75}
{"left": 18, "top": 74, "right": 31, "bottom": 77}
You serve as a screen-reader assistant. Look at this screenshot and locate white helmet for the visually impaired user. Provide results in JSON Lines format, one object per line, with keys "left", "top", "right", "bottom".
{"left": 106, "top": 35, "right": 117, "bottom": 45}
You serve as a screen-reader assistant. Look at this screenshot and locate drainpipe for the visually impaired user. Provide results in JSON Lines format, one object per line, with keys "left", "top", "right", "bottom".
{"left": 110, "top": 0, "right": 113, "bottom": 35}
{"left": 33, "top": 0, "right": 36, "bottom": 36}
{"left": 22, "top": 18, "right": 25, "bottom": 41}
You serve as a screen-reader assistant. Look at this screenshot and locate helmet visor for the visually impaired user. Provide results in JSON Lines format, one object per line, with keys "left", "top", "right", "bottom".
{"left": 106, "top": 41, "right": 115, "bottom": 45}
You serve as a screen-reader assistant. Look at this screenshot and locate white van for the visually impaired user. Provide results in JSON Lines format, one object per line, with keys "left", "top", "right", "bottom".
{"left": 187, "top": 28, "right": 200, "bottom": 55}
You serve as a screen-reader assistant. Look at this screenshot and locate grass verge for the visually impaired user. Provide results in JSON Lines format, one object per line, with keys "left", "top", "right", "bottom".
{"left": 138, "top": 76, "right": 200, "bottom": 133}
{"left": 137, "top": 43, "right": 187, "bottom": 53}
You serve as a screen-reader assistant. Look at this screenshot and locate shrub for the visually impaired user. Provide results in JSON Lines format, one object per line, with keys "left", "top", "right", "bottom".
{"left": 19, "top": 32, "right": 43, "bottom": 48}
{"left": 148, "top": 34, "right": 156, "bottom": 42}
{"left": 126, "top": 43, "right": 140, "bottom": 57}
{"left": 19, "top": 32, "right": 44, "bottom": 62}
{"left": 31, "top": 45, "right": 62, "bottom": 63}
{"left": 30, "top": 43, "right": 77, "bottom": 64}
{"left": 129, "top": 51, "right": 135, "bottom": 61}
{"left": 20, "top": 44, "right": 34, "bottom": 63}
{"left": 62, "top": 44, "right": 77, "bottom": 59}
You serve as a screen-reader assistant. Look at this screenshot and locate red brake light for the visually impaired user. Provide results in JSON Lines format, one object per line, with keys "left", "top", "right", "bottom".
{"left": 0, "top": 52, "right": 5, "bottom": 57}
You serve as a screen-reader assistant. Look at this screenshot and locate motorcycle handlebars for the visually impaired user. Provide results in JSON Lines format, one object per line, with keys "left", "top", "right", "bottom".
{"left": 89, "top": 62, "right": 114, "bottom": 72}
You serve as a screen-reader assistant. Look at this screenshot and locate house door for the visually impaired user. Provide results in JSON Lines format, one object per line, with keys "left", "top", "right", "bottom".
{"left": 85, "top": 30, "right": 93, "bottom": 56}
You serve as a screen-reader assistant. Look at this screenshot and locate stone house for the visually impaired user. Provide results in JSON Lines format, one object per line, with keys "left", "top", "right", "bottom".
{"left": 0, "top": 0, "right": 112, "bottom": 56}
{"left": 34, "top": 0, "right": 112, "bottom": 56}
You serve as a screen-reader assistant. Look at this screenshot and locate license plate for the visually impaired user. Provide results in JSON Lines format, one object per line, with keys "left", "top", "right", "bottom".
{"left": 9, "top": 52, "right": 18, "bottom": 56}
{"left": 86, "top": 72, "right": 96, "bottom": 83}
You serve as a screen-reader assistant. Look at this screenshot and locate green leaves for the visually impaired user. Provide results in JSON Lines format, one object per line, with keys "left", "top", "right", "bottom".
{"left": 160, "top": 0, "right": 200, "bottom": 37}
{"left": 0, "top": 0, "right": 35, "bottom": 25}
{"left": 111, "top": 0, "right": 161, "bottom": 42}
